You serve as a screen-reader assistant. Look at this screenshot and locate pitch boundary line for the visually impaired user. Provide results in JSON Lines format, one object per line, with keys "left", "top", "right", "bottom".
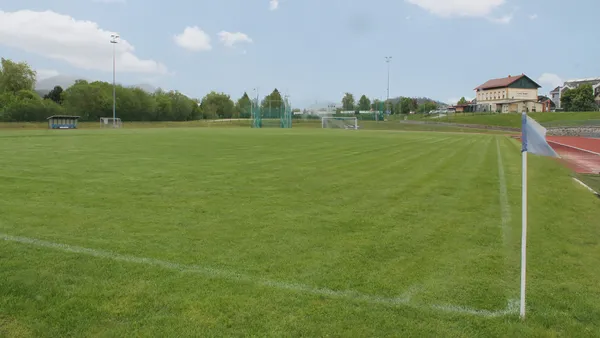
{"left": 496, "top": 139, "right": 512, "bottom": 249}
{"left": 572, "top": 177, "right": 599, "bottom": 196}
{"left": 1, "top": 233, "right": 516, "bottom": 318}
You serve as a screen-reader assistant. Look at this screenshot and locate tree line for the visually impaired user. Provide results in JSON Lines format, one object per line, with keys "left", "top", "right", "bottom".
{"left": 0, "top": 57, "right": 289, "bottom": 122}
{"left": 341, "top": 93, "right": 439, "bottom": 115}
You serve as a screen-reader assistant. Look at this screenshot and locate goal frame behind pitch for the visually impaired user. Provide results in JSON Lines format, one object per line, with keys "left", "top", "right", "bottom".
{"left": 321, "top": 116, "right": 359, "bottom": 130}
{"left": 100, "top": 117, "right": 123, "bottom": 128}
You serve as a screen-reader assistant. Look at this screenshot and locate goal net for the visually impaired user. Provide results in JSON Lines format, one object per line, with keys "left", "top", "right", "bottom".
{"left": 100, "top": 117, "right": 123, "bottom": 128}
{"left": 322, "top": 117, "right": 358, "bottom": 130}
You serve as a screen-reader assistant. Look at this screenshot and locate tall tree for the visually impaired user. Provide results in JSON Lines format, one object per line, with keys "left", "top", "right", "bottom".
{"left": 457, "top": 97, "right": 468, "bottom": 105}
{"left": 44, "top": 85, "right": 64, "bottom": 104}
{"left": 261, "top": 88, "right": 284, "bottom": 111}
{"left": 357, "top": 95, "right": 371, "bottom": 111}
{"left": 236, "top": 92, "right": 252, "bottom": 118}
{"left": 0, "top": 58, "right": 36, "bottom": 93}
{"left": 342, "top": 93, "right": 355, "bottom": 111}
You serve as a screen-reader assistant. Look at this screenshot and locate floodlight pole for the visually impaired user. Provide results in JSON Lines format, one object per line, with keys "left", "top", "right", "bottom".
{"left": 110, "top": 34, "right": 119, "bottom": 128}
{"left": 385, "top": 56, "right": 392, "bottom": 121}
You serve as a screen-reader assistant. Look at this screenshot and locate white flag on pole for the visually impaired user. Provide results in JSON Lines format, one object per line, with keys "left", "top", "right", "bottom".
{"left": 520, "top": 113, "right": 560, "bottom": 319}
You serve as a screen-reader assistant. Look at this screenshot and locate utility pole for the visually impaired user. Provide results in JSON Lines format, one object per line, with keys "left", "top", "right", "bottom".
{"left": 385, "top": 56, "right": 392, "bottom": 121}
{"left": 110, "top": 34, "right": 119, "bottom": 128}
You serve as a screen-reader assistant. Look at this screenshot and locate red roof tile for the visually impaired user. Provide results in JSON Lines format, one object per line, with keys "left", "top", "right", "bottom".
{"left": 475, "top": 75, "right": 524, "bottom": 90}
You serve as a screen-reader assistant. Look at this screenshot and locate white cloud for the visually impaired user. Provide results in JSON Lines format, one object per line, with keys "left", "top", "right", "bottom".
{"left": 529, "top": 14, "right": 538, "bottom": 20}
{"left": 218, "top": 31, "right": 253, "bottom": 48}
{"left": 488, "top": 14, "right": 512, "bottom": 24}
{"left": 0, "top": 10, "right": 167, "bottom": 74}
{"left": 538, "top": 73, "right": 563, "bottom": 89}
{"left": 405, "top": 0, "right": 505, "bottom": 18}
{"left": 35, "top": 69, "right": 60, "bottom": 80}
{"left": 269, "top": 0, "right": 279, "bottom": 10}
{"left": 174, "top": 26, "right": 212, "bottom": 51}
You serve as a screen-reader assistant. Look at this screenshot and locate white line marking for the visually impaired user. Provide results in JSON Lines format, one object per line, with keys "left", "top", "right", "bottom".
{"left": 1, "top": 233, "right": 516, "bottom": 318}
{"left": 496, "top": 139, "right": 512, "bottom": 248}
{"left": 572, "top": 177, "right": 599, "bottom": 195}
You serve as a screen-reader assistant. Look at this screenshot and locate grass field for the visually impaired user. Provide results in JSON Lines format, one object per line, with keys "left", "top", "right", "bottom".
{"left": 404, "top": 112, "right": 600, "bottom": 128}
{"left": 1, "top": 128, "right": 599, "bottom": 337}
{"left": 0, "top": 119, "right": 513, "bottom": 134}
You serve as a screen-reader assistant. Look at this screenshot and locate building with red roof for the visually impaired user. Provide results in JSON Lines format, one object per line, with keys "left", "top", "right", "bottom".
{"left": 473, "top": 74, "right": 543, "bottom": 113}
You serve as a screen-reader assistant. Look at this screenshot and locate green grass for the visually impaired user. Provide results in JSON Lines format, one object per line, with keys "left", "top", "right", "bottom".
{"left": 576, "top": 174, "right": 600, "bottom": 194}
{"left": 0, "top": 120, "right": 512, "bottom": 134}
{"left": 404, "top": 112, "right": 600, "bottom": 128}
{"left": 1, "top": 128, "right": 599, "bottom": 336}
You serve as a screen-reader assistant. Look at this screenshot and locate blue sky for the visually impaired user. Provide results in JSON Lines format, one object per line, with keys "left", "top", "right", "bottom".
{"left": 0, "top": 0, "right": 598, "bottom": 107}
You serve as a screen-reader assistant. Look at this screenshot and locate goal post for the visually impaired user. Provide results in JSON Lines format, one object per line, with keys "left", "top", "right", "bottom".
{"left": 100, "top": 117, "right": 123, "bottom": 128}
{"left": 321, "top": 116, "right": 358, "bottom": 130}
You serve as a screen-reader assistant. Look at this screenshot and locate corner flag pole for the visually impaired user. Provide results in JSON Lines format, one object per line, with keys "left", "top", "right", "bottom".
{"left": 520, "top": 111, "right": 528, "bottom": 319}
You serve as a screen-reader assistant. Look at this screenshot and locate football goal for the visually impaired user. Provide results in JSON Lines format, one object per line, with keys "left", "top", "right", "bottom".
{"left": 100, "top": 117, "right": 123, "bottom": 128}
{"left": 322, "top": 117, "right": 358, "bottom": 130}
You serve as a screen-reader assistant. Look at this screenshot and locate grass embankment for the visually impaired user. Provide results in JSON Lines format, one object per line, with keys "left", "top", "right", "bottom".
{"left": 403, "top": 112, "right": 600, "bottom": 128}
{"left": 1, "top": 128, "right": 599, "bottom": 336}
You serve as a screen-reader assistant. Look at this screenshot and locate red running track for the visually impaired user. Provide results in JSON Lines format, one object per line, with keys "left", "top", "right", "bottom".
{"left": 514, "top": 135, "right": 600, "bottom": 174}
{"left": 546, "top": 137, "right": 600, "bottom": 174}
{"left": 546, "top": 136, "right": 600, "bottom": 154}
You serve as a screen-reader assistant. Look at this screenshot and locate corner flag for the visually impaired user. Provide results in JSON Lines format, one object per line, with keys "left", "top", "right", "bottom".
{"left": 522, "top": 114, "right": 559, "bottom": 158}
{"left": 519, "top": 113, "right": 559, "bottom": 319}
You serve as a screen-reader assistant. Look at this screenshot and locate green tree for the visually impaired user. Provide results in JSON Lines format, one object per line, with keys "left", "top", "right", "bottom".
{"left": 0, "top": 56, "right": 207, "bottom": 122}
{"left": 397, "top": 97, "right": 418, "bottom": 115}
{"left": 418, "top": 101, "right": 438, "bottom": 113}
{"left": 0, "top": 58, "right": 36, "bottom": 93}
{"left": 43, "top": 86, "right": 64, "bottom": 104}
{"left": 154, "top": 90, "right": 173, "bottom": 120}
{"left": 342, "top": 93, "right": 355, "bottom": 111}
{"left": 236, "top": 92, "right": 252, "bottom": 118}
{"left": 0, "top": 90, "right": 64, "bottom": 122}
{"left": 62, "top": 80, "right": 112, "bottom": 121}
{"left": 371, "top": 99, "right": 382, "bottom": 111}
{"left": 561, "top": 85, "right": 596, "bottom": 112}
{"left": 130, "top": 87, "right": 157, "bottom": 121}
{"left": 200, "top": 92, "right": 235, "bottom": 119}
{"left": 457, "top": 97, "right": 468, "bottom": 105}
{"left": 358, "top": 95, "right": 371, "bottom": 111}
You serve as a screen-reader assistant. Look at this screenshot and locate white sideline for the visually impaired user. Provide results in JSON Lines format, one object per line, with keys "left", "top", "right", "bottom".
{"left": 496, "top": 139, "right": 512, "bottom": 248}
{"left": 572, "top": 177, "right": 599, "bottom": 195}
{"left": 1, "top": 233, "right": 516, "bottom": 318}
{"left": 496, "top": 139, "right": 518, "bottom": 308}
